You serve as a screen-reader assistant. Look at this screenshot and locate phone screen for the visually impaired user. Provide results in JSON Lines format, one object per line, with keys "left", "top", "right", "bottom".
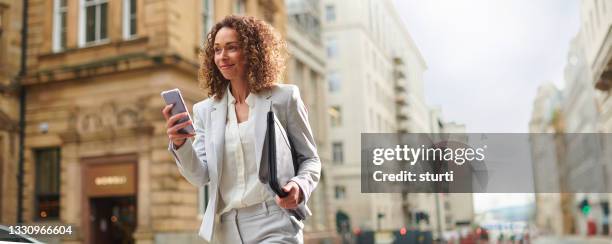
{"left": 161, "top": 89, "right": 196, "bottom": 134}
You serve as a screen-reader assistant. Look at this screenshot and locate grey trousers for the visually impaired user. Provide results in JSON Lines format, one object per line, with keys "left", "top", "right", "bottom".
{"left": 213, "top": 199, "right": 304, "bottom": 244}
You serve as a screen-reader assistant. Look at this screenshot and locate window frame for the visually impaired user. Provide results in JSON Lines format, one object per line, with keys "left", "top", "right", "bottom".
{"left": 326, "top": 37, "right": 338, "bottom": 58}
{"left": 52, "top": 0, "right": 68, "bottom": 52}
{"left": 334, "top": 185, "right": 346, "bottom": 199}
{"left": 234, "top": 0, "right": 246, "bottom": 15}
{"left": 325, "top": 5, "right": 335, "bottom": 22}
{"left": 34, "top": 147, "right": 61, "bottom": 221}
{"left": 122, "top": 0, "right": 137, "bottom": 39}
{"left": 328, "top": 71, "right": 340, "bottom": 92}
{"left": 79, "top": 0, "right": 109, "bottom": 47}
{"left": 332, "top": 141, "right": 343, "bottom": 164}
{"left": 329, "top": 105, "right": 342, "bottom": 127}
{"left": 201, "top": 0, "right": 214, "bottom": 42}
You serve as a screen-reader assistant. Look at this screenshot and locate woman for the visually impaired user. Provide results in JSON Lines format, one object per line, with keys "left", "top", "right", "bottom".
{"left": 162, "top": 15, "right": 321, "bottom": 243}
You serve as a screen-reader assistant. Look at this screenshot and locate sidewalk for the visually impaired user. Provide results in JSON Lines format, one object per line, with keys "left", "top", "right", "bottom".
{"left": 534, "top": 235, "right": 612, "bottom": 244}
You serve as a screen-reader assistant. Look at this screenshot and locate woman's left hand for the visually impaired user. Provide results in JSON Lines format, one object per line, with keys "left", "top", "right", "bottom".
{"left": 275, "top": 181, "right": 303, "bottom": 209}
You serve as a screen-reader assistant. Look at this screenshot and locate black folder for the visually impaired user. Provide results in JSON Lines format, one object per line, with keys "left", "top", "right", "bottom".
{"left": 265, "top": 108, "right": 305, "bottom": 220}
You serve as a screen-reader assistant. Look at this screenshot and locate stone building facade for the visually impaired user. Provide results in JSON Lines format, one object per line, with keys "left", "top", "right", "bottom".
{"left": 2, "top": 0, "right": 339, "bottom": 243}
{"left": 0, "top": 0, "right": 23, "bottom": 227}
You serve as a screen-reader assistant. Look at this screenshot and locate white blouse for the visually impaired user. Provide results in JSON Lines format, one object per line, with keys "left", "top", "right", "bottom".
{"left": 218, "top": 87, "right": 272, "bottom": 214}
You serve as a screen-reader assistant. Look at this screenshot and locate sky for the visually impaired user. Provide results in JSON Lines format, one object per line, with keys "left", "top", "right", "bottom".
{"left": 394, "top": 0, "right": 581, "bottom": 133}
{"left": 393, "top": 0, "right": 581, "bottom": 212}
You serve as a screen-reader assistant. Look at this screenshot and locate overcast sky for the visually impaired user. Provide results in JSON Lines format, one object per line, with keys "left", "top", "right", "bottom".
{"left": 394, "top": 0, "right": 580, "bottom": 133}
{"left": 393, "top": 0, "right": 581, "bottom": 212}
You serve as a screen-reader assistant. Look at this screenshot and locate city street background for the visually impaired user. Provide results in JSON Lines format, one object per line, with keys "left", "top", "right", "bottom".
{"left": 0, "top": 0, "right": 611, "bottom": 243}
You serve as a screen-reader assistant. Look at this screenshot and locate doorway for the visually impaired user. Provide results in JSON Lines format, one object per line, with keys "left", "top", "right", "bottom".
{"left": 89, "top": 196, "right": 136, "bottom": 244}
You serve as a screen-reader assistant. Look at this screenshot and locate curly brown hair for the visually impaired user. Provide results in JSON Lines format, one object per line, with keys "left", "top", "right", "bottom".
{"left": 199, "top": 15, "right": 287, "bottom": 100}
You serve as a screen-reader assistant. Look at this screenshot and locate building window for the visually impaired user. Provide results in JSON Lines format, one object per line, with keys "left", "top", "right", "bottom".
{"left": 53, "top": 0, "right": 68, "bottom": 52}
{"left": 328, "top": 72, "right": 340, "bottom": 92}
{"left": 122, "top": 0, "right": 137, "bottom": 39}
{"left": 202, "top": 0, "right": 214, "bottom": 41}
{"left": 332, "top": 141, "right": 343, "bottom": 164}
{"left": 445, "top": 215, "right": 452, "bottom": 224}
{"left": 329, "top": 106, "right": 342, "bottom": 127}
{"left": 326, "top": 37, "right": 338, "bottom": 58}
{"left": 325, "top": 5, "right": 335, "bottom": 22}
{"left": 234, "top": 0, "right": 246, "bottom": 15}
{"left": 334, "top": 185, "right": 346, "bottom": 199}
{"left": 35, "top": 148, "right": 61, "bottom": 220}
{"left": 80, "top": 0, "right": 108, "bottom": 46}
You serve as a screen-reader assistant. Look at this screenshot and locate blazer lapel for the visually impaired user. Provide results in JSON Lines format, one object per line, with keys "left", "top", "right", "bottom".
{"left": 211, "top": 93, "right": 227, "bottom": 179}
{"left": 254, "top": 89, "right": 273, "bottom": 169}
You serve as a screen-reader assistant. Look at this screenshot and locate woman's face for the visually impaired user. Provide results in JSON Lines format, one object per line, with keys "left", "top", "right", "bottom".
{"left": 214, "top": 27, "right": 246, "bottom": 81}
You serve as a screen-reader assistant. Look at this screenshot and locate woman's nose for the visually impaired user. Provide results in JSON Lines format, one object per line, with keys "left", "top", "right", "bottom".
{"left": 220, "top": 48, "right": 229, "bottom": 58}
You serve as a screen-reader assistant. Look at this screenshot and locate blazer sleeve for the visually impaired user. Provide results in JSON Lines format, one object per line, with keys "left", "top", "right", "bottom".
{"left": 167, "top": 102, "right": 210, "bottom": 187}
{"left": 286, "top": 85, "right": 322, "bottom": 205}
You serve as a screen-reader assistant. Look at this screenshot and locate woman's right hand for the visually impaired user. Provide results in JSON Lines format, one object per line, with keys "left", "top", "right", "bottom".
{"left": 162, "top": 104, "right": 195, "bottom": 149}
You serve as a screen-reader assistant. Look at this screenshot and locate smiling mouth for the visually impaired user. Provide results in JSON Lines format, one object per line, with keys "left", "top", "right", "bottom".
{"left": 220, "top": 64, "right": 235, "bottom": 70}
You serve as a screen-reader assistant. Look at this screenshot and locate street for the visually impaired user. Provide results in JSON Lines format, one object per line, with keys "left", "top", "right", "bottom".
{"left": 534, "top": 236, "right": 612, "bottom": 244}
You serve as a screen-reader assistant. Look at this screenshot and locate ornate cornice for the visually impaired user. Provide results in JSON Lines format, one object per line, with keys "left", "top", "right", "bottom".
{"left": 60, "top": 96, "right": 156, "bottom": 143}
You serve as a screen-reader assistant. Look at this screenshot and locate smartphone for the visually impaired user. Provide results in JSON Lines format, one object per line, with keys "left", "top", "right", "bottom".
{"left": 161, "top": 88, "right": 196, "bottom": 134}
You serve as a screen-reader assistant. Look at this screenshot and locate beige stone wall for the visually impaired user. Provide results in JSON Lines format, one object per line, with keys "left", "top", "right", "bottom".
{"left": 24, "top": 0, "right": 206, "bottom": 76}
{"left": 0, "top": 0, "right": 22, "bottom": 225}
{"left": 0, "top": 0, "right": 22, "bottom": 82}
{"left": 21, "top": 0, "right": 210, "bottom": 242}
{"left": 215, "top": 0, "right": 287, "bottom": 35}
{"left": 13, "top": 0, "right": 313, "bottom": 243}
{"left": 21, "top": 67, "right": 205, "bottom": 242}
{"left": 167, "top": 0, "right": 200, "bottom": 61}
{"left": 11, "top": 0, "right": 335, "bottom": 243}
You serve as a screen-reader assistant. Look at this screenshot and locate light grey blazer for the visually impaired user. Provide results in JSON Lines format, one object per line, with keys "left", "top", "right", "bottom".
{"left": 167, "top": 83, "right": 321, "bottom": 242}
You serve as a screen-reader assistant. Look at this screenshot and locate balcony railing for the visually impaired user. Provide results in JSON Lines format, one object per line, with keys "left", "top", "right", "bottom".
{"left": 395, "top": 95, "right": 407, "bottom": 106}
{"left": 397, "top": 113, "right": 408, "bottom": 121}
{"left": 394, "top": 70, "right": 406, "bottom": 79}
{"left": 393, "top": 56, "right": 404, "bottom": 65}
{"left": 395, "top": 80, "right": 407, "bottom": 93}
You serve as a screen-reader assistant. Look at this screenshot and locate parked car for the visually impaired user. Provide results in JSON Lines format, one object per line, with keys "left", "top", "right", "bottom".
{"left": 0, "top": 225, "right": 43, "bottom": 243}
